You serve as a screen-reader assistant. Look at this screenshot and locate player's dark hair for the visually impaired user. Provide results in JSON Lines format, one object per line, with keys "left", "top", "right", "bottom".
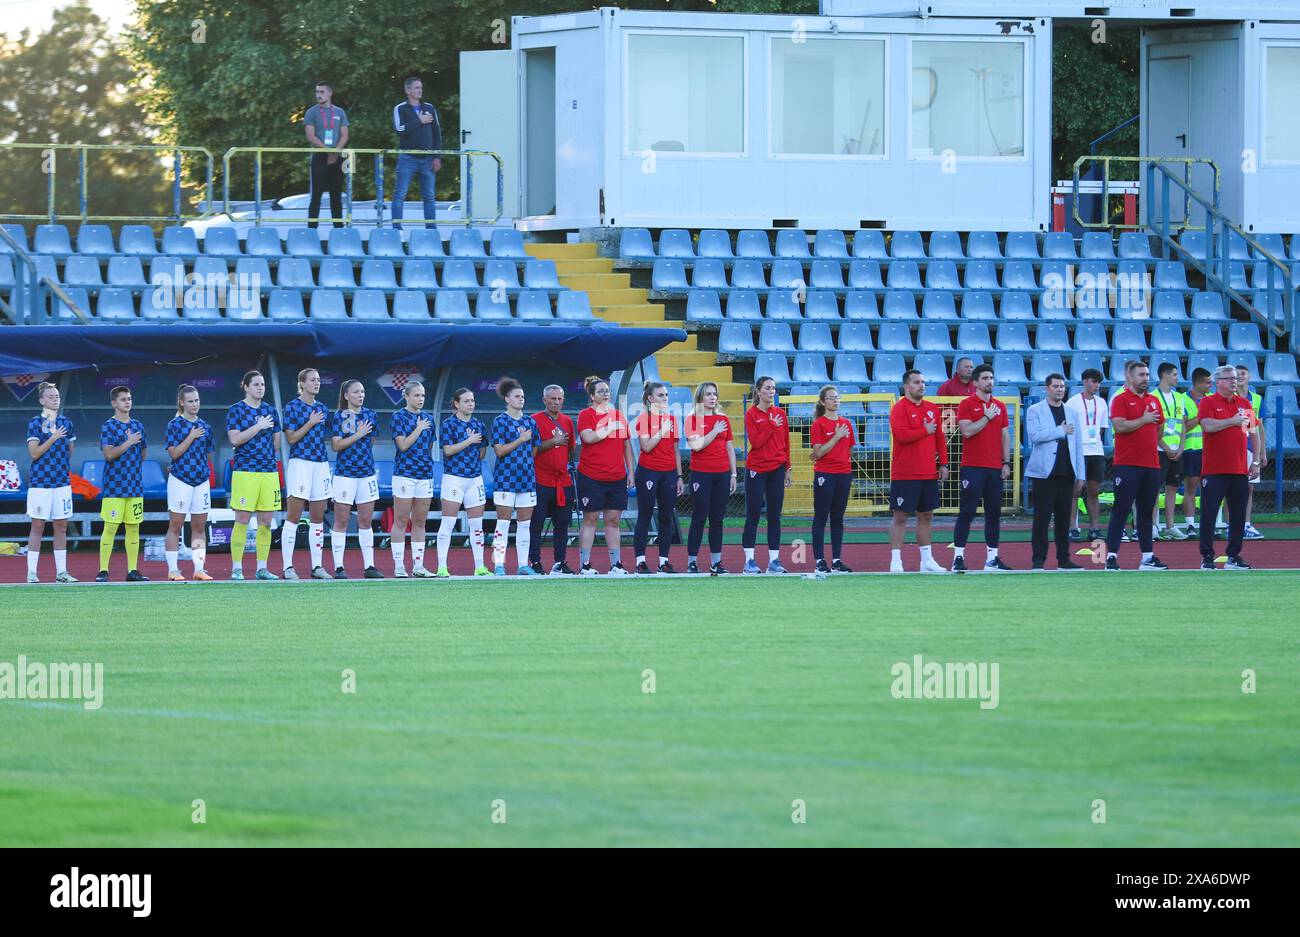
{"left": 642, "top": 381, "right": 666, "bottom": 408}
{"left": 176, "top": 384, "right": 198, "bottom": 414}
{"left": 1157, "top": 362, "right": 1177, "bottom": 380}
{"left": 814, "top": 385, "right": 838, "bottom": 419}
{"left": 584, "top": 375, "right": 607, "bottom": 399}
{"left": 971, "top": 363, "right": 994, "bottom": 382}
{"left": 296, "top": 368, "right": 318, "bottom": 393}
{"left": 1044, "top": 373, "right": 1066, "bottom": 388}
{"left": 753, "top": 376, "right": 775, "bottom": 397}
{"left": 1081, "top": 368, "right": 1103, "bottom": 383}
{"left": 450, "top": 387, "right": 473, "bottom": 409}
{"left": 338, "top": 379, "right": 362, "bottom": 410}
{"left": 315, "top": 81, "right": 332, "bottom": 92}
{"left": 109, "top": 384, "right": 130, "bottom": 402}
{"left": 240, "top": 370, "right": 262, "bottom": 389}
{"left": 1191, "top": 367, "right": 1211, "bottom": 383}
{"left": 497, "top": 377, "right": 521, "bottom": 401}
{"left": 1124, "top": 359, "right": 1145, "bottom": 376}
{"left": 902, "top": 369, "right": 922, "bottom": 386}
{"left": 404, "top": 76, "right": 421, "bottom": 91}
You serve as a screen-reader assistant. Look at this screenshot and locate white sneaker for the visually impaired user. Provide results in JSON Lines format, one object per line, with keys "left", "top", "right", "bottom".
{"left": 393, "top": 567, "right": 409, "bottom": 579}
{"left": 282, "top": 567, "right": 299, "bottom": 580}
{"left": 26, "top": 572, "right": 39, "bottom": 584}
{"left": 889, "top": 559, "right": 904, "bottom": 574}
{"left": 919, "top": 557, "right": 948, "bottom": 574}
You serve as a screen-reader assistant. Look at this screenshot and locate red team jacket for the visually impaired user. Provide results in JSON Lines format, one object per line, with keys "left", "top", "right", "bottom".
{"left": 744, "top": 405, "right": 792, "bottom": 474}
{"left": 889, "top": 396, "right": 948, "bottom": 480}
{"left": 532, "top": 409, "right": 575, "bottom": 505}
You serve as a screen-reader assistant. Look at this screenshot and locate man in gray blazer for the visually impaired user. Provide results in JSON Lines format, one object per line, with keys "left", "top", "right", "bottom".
{"left": 1025, "top": 373, "right": 1087, "bottom": 570}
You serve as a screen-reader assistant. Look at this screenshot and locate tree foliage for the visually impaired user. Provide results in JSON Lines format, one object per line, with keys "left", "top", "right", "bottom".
{"left": 1052, "top": 24, "right": 1140, "bottom": 183}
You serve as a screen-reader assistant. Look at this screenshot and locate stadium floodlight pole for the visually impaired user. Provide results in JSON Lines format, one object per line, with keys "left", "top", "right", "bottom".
{"left": 266, "top": 353, "right": 289, "bottom": 468}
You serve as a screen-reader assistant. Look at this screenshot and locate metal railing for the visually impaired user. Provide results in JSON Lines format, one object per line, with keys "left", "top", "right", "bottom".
{"left": 1072, "top": 154, "right": 1220, "bottom": 232}
{"left": 221, "top": 146, "right": 504, "bottom": 227}
{"left": 0, "top": 143, "right": 215, "bottom": 225}
{"left": 0, "top": 225, "right": 88, "bottom": 325}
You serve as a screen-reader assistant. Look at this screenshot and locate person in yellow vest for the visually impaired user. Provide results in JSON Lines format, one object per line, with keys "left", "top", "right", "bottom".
{"left": 1153, "top": 362, "right": 1195, "bottom": 540}
{"left": 1179, "top": 367, "right": 1212, "bottom": 536}
{"left": 1234, "top": 364, "right": 1266, "bottom": 539}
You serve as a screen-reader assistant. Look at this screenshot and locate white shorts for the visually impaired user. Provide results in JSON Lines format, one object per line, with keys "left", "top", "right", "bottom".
{"left": 27, "top": 485, "right": 73, "bottom": 521}
{"left": 286, "top": 458, "right": 333, "bottom": 502}
{"left": 333, "top": 474, "right": 379, "bottom": 506}
{"left": 441, "top": 473, "right": 486, "bottom": 509}
{"left": 493, "top": 490, "right": 537, "bottom": 509}
{"left": 392, "top": 475, "right": 434, "bottom": 500}
{"left": 167, "top": 475, "right": 212, "bottom": 516}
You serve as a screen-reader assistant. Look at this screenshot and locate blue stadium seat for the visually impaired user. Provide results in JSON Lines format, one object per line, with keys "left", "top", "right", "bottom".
{"left": 360, "top": 258, "right": 398, "bottom": 290}
{"left": 1111, "top": 322, "right": 1149, "bottom": 353}
{"left": 34, "top": 224, "right": 72, "bottom": 254}
{"left": 956, "top": 322, "right": 993, "bottom": 354}
{"left": 276, "top": 257, "right": 315, "bottom": 289}
{"left": 1041, "top": 232, "right": 1078, "bottom": 260}
{"left": 483, "top": 258, "right": 521, "bottom": 291}
{"left": 161, "top": 226, "right": 201, "bottom": 256}
{"left": 1178, "top": 230, "right": 1208, "bottom": 259}
{"left": 1150, "top": 322, "right": 1187, "bottom": 353}
{"left": 847, "top": 259, "right": 884, "bottom": 290}
{"left": 686, "top": 289, "right": 723, "bottom": 322}
{"left": 798, "top": 322, "right": 835, "bottom": 353}
{"left": 52, "top": 286, "right": 90, "bottom": 320}
{"left": 0, "top": 255, "right": 13, "bottom": 290}
{"left": 813, "top": 230, "right": 848, "bottom": 259}
{"left": 1250, "top": 233, "right": 1286, "bottom": 260}
{"left": 226, "top": 290, "right": 263, "bottom": 321}
{"left": 730, "top": 259, "right": 767, "bottom": 290}
{"left": 966, "top": 231, "right": 1002, "bottom": 259}
{"left": 1118, "top": 232, "right": 1154, "bottom": 259}
{"left": 753, "top": 353, "right": 791, "bottom": 385}
{"left": 408, "top": 229, "right": 446, "bottom": 258}
{"left": 318, "top": 257, "right": 356, "bottom": 289}
{"left": 852, "top": 230, "right": 887, "bottom": 259}
{"left": 442, "top": 259, "right": 480, "bottom": 289}
{"left": 927, "top": 231, "right": 963, "bottom": 259}
{"left": 877, "top": 321, "right": 915, "bottom": 352}
{"left": 652, "top": 258, "right": 688, "bottom": 292}
{"left": 1004, "top": 232, "right": 1040, "bottom": 260}
{"left": 697, "top": 229, "right": 733, "bottom": 259}
{"left": 913, "top": 353, "right": 947, "bottom": 382}
{"left": 1250, "top": 260, "right": 1300, "bottom": 290}
{"left": 1114, "top": 260, "right": 1150, "bottom": 317}
{"left": 770, "top": 259, "right": 807, "bottom": 292}
{"left": 691, "top": 258, "right": 728, "bottom": 290}
{"left": 1002, "top": 261, "right": 1037, "bottom": 291}
{"left": 200, "top": 226, "right": 241, "bottom": 257}
{"left": 805, "top": 290, "right": 840, "bottom": 320}
{"left": 1030, "top": 353, "right": 1066, "bottom": 383}
{"left": 1264, "top": 352, "right": 1300, "bottom": 385}
{"left": 310, "top": 289, "right": 348, "bottom": 320}
{"left": 106, "top": 256, "right": 147, "bottom": 289}
{"left": 960, "top": 291, "right": 997, "bottom": 321}
{"left": 833, "top": 354, "right": 869, "bottom": 384}
{"left": 286, "top": 228, "right": 323, "bottom": 257}
{"left": 118, "top": 224, "right": 157, "bottom": 257}
{"left": 765, "top": 290, "right": 802, "bottom": 321}
{"left": 190, "top": 256, "right": 228, "bottom": 285}
{"left": 350, "top": 290, "right": 389, "bottom": 321}
{"left": 76, "top": 224, "right": 115, "bottom": 255}
{"left": 759, "top": 322, "right": 796, "bottom": 353}
{"left": 1068, "top": 352, "right": 1104, "bottom": 383}
{"left": 1263, "top": 385, "right": 1300, "bottom": 416}
{"left": 392, "top": 290, "right": 429, "bottom": 321}
{"left": 1152, "top": 291, "right": 1188, "bottom": 320}
{"left": 96, "top": 288, "right": 136, "bottom": 320}
{"left": 886, "top": 260, "right": 922, "bottom": 291}
{"left": 843, "top": 291, "right": 879, "bottom": 320}
{"left": 718, "top": 322, "right": 757, "bottom": 358}
{"left": 992, "top": 353, "right": 1030, "bottom": 386}
{"left": 921, "top": 291, "right": 957, "bottom": 320}
{"left": 1105, "top": 354, "right": 1132, "bottom": 384}
{"left": 809, "top": 260, "right": 845, "bottom": 289}
{"left": 1279, "top": 417, "right": 1300, "bottom": 455}
{"left": 1035, "top": 322, "right": 1071, "bottom": 352}
{"left": 1081, "top": 232, "right": 1116, "bottom": 260}
{"left": 995, "top": 322, "right": 1031, "bottom": 352}
{"left": 244, "top": 228, "right": 283, "bottom": 257}
{"left": 268, "top": 289, "right": 305, "bottom": 320}
{"left": 556, "top": 291, "right": 592, "bottom": 320}
{"left": 1186, "top": 353, "right": 1222, "bottom": 379}
{"left": 838, "top": 322, "right": 874, "bottom": 353}
{"left": 1226, "top": 262, "right": 1249, "bottom": 291}
{"left": 963, "top": 260, "right": 999, "bottom": 291}
{"left": 368, "top": 228, "right": 406, "bottom": 258}
{"left": 328, "top": 228, "right": 365, "bottom": 257}
{"left": 792, "top": 353, "right": 829, "bottom": 384}
{"left": 140, "top": 288, "right": 178, "bottom": 319}
{"left": 63, "top": 256, "right": 103, "bottom": 288}
{"left": 917, "top": 321, "right": 954, "bottom": 353}
{"left": 926, "top": 260, "right": 960, "bottom": 291}
{"left": 183, "top": 297, "right": 222, "bottom": 320}
{"left": 882, "top": 290, "right": 917, "bottom": 320}
{"left": 1190, "top": 322, "right": 1227, "bottom": 352}
{"left": 775, "top": 229, "right": 811, "bottom": 259}
{"left": 400, "top": 259, "right": 438, "bottom": 290}
{"left": 1228, "top": 322, "right": 1265, "bottom": 354}
{"left": 726, "top": 290, "right": 762, "bottom": 320}
{"left": 517, "top": 290, "right": 554, "bottom": 321}
{"left": 524, "top": 260, "right": 561, "bottom": 290}
{"left": 434, "top": 290, "right": 471, "bottom": 321}
{"left": 1039, "top": 259, "right": 1071, "bottom": 295}
{"left": 999, "top": 291, "right": 1035, "bottom": 321}
{"left": 0, "top": 223, "right": 27, "bottom": 253}
{"left": 620, "top": 228, "right": 654, "bottom": 259}
{"left": 736, "top": 230, "right": 773, "bottom": 259}
{"left": 1037, "top": 292, "right": 1075, "bottom": 322}
{"left": 658, "top": 229, "right": 695, "bottom": 259}
{"left": 889, "top": 231, "right": 924, "bottom": 259}
{"left": 872, "top": 353, "right": 906, "bottom": 385}
{"left": 474, "top": 290, "right": 512, "bottom": 321}
{"left": 1225, "top": 231, "right": 1252, "bottom": 261}
{"left": 1153, "top": 261, "right": 1190, "bottom": 291}
{"left": 450, "top": 229, "right": 487, "bottom": 258}
{"left": 489, "top": 229, "right": 527, "bottom": 258}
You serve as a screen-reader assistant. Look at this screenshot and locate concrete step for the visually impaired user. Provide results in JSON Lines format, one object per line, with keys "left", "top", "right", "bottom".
{"left": 584, "top": 288, "right": 649, "bottom": 306}
{"left": 598, "top": 305, "right": 666, "bottom": 323}
{"left": 657, "top": 350, "right": 717, "bottom": 367}
{"left": 525, "top": 242, "right": 598, "bottom": 260}
{"left": 559, "top": 273, "right": 630, "bottom": 291}
{"left": 552, "top": 258, "right": 615, "bottom": 275}
{"left": 658, "top": 365, "right": 736, "bottom": 384}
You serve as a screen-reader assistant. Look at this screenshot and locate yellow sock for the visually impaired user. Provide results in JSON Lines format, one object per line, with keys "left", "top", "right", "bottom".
{"left": 231, "top": 522, "right": 248, "bottom": 566}
{"left": 99, "top": 522, "right": 120, "bottom": 570}
{"left": 255, "top": 523, "right": 271, "bottom": 562}
{"left": 125, "top": 524, "right": 141, "bottom": 571}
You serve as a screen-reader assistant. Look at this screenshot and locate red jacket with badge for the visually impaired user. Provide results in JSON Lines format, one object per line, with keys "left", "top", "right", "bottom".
{"left": 744, "top": 405, "right": 791, "bottom": 473}
{"left": 890, "top": 396, "right": 948, "bottom": 480}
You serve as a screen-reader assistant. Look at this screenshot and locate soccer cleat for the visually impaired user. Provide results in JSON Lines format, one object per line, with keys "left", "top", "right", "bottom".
{"left": 56, "top": 571, "right": 78, "bottom": 583}
{"left": 1184, "top": 522, "right": 1199, "bottom": 537}
{"left": 831, "top": 560, "right": 853, "bottom": 574}
{"left": 26, "top": 572, "right": 39, "bottom": 584}
{"left": 709, "top": 562, "right": 729, "bottom": 576}
{"left": 579, "top": 563, "right": 599, "bottom": 576}
{"left": 1121, "top": 528, "right": 1136, "bottom": 543}
{"left": 393, "top": 567, "right": 409, "bottom": 579}
{"left": 1068, "top": 528, "right": 1083, "bottom": 542}
{"left": 255, "top": 569, "right": 279, "bottom": 581}
{"left": 125, "top": 570, "right": 149, "bottom": 582}
{"left": 919, "top": 557, "right": 947, "bottom": 574}
{"left": 985, "top": 557, "right": 1014, "bottom": 572}
{"left": 411, "top": 566, "right": 435, "bottom": 579}
{"left": 310, "top": 566, "right": 331, "bottom": 580}
{"left": 1031, "top": 562, "right": 1045, "bottom": 571}
{"left": 363, "top": 566, "right": 384, "bottom": 579}
{"left": 495, "top": 564, "right": 508, "bottom": 577}
{"left": 282, "top": 567, "right": 300, "bottom": 580}
{"left": 1200, "top": 558, "right": 1217, "bottom": 571}
{"left": 551, "top": 562, "right": 576, "bottom": 576}
{"left": 815, "top": 559, "right": 832, "bottom": 574}
{"left": 436, "top": 566, "right": 451, "bottom": 579}
{"left": 168, "top": 571, "right": 186, "bottom": 582}
{"left": 473, "top": 566, "right": 493, "bottom": 577}
{"left": 1243, "top": 524, "right": 1264, "bottom": 540}
{"left": 1225, "top": 556, "right": 1253, "bottom": 570}
{"left": 608, "top": 562, "right": 630, "bottom": 576}
{"left": 686, "top": 561, "right": 700, "bottom": 574}
{"left": 517, "top": 565, "right": 540, "bottom": 576}
{"left": 1165, "top": 526, "right": 1189, "bottom": 541}
{"left": 768, "top": 560, "right": 789, "bottom": 575}
{"left": 635, "top": 561, "right": 653, "bottom": 575}
{"left": 95, "top": 570, "right": 110, "bottom": 583}
{"left": 742, "top": 559, "right": 762, "bottom": 575}
{"left": 1156, "top": 529, "right": 1173, "bottom": 542}
{"left": 229, "top": 569, "right": 245, "bottom": 581}
{"left": 1058, "top": 560, "right": 1084, "bottom": 571}
{"left": 193, "top": 570, "right": 213, "bottom": 581}
{"left": 658, "top": 561, "right": 677, "bottom": 575}
{"left": 529, "top": 561, "right": 545, "bottom": 576}
{"left": 889, "top": 558, "right": 904, "bottom": 573}
{"left": 1105, "top": 556, "right": 1120, "bottom": 571}
{"left": 951, "top": 556, "right": 968, "bottom": 574}
{"left": 1139, "top": 556, "right": 1169, "bottom": 571}
{"left": 334, "top": 566, "right": 348, "bottom": 580}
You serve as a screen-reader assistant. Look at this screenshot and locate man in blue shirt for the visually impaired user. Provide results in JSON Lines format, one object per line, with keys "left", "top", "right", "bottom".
{"left": 391, "top": 76, "right": 442, "bottom": 230}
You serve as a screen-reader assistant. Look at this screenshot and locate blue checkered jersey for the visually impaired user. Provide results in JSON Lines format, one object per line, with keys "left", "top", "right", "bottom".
{"left": 282, "top": 397, "right": 331, "bottom": 462}
{"left": 491, "top": 413, "right": 540, "bottom": 493}
{"left": 26, "top": 414, "right": 76, "bottom": 489}
{"left": 165, "top": 415, "right": 215, "bottom": 487}
{"left": 391, "top": 408, "right": 436, "bottom": 480}
{"left": 99, "top": 417, "right": 147, "bottom": 497}
{"left": 332, "top": 407, "right": 378, "bottom": 478}
{"left": 226, "top": 401, "right": 281, "bottom": 472}
{"left": 440, "top": 416, "right": 487, "bottom": 478}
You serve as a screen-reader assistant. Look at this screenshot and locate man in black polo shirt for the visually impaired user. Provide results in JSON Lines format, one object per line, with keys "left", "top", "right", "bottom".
{"left": 391, "top": 76, "right": 443, "bottom": 229}
{"left": 303, "top": 81, "right": 349, "bottom": 229}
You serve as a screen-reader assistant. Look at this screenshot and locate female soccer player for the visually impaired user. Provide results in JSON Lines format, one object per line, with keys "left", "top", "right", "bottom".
{"left": 576, "top": 375, "right": 635, "bottom": 575}
{"left": 809, "top": 385, "right": 856, "bottom": 573}
{"left": 742, "top": 375, "right": 792, "bottom": 575}
{"left": 632, "top": 381, "right": 683, "bottom": 574}
{"left": 437, "top": 388, "right": 490, "bottom": 577}
{"left": 390, "top": 381, "right": 436, "bottom": 578}
{"left": 98, "top": 384, "right": 149, "bottom": 583}
{"left": 490, "top": 377, "right": 542, "bottom": 576}
{"left": 226, "top": 370, "right": 282, "bottom": 581}
{"left": 25, "top": 381, "right": 77, "bottom": 583}
{"left": 684, "top": 381, "right": 735, "bottom": 575}
{"left": 164, "top": 384, "right": 215, "bottom": 581}
{"left": 330, "top": 379, "right": 383, "bottom": 579}
{"left": 281, "top": 368, "right": 333, "bottom": 579}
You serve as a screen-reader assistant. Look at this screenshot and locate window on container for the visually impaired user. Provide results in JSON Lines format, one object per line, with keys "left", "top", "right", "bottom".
{"left": 626, "top": 34, "right": 745, "bottom": 155}
{"left": 911, "top": 40, "right": 1025, "bottom": 158}
{"left": 1265, "top": 46, "right": 1300, "bottom": 161}
{"left": 770, "top": 37, "right": 886, "bottom": 156}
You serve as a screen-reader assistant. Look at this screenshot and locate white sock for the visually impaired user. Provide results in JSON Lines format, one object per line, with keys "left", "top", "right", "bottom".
{"left": 191, "top": 541, "right": 206, "bottom": 573}
{"left": 308, "top": 522, "right": 324, "bottom": 569}
{"left": 919, "top": 545, "right": 933, "bottom": 561}
{"left": 358, "top": 528, "right": 375, "bottom": 568}
{"left": 493, "top": 522, "right": 510, "bottom": 567}
{"left": 331, "top": 528, "right": 346, "bottom": 569}
{"left": 986, "top": 547, "right": 998, "bottom": 562}
{"left": 437, "top": 515, "right": 456, "bottom": 569}
{"left": 952, "top": 546, "right": 965, "bottom": 559}
{"left": 54, "top": 549, "right": 67, "bottom": 574}
{"left": 391, "top": 534, "right": 406, "bottom": 571}
{"left": 27, "top": 551, "right": 39, "bottom": 578}
{"left": 744, "top": 547, "right": 754, "bottom": 562}
{"left": 1185, "top": 515, "right": 1194, "bottom": 526}
{"left": 257, "top": 558, "right": 268, "bottom": 571}
{"left": 411, "top": 538, "right": 425, "bottom": 569}
{"left": 166, "top": 550, "right": 179, "bottom": 574}
{"left": 468, "top": 516, "right": 485, "bottom": 568}
{"left": 1142, "top": 551, "right": 1153, "bottom": 563}
{"left": 281, "top": 522, "right": 298, "bottom": 572}
{"left": 1108, "top": 552, "right": 1117, "bottom": 560}
{"left": 890, "top": 549, "right": 902, "bottom": 563}
{"left": 515, "top": 524, "right": 530, "bottom": 570}
{"left": 636, "top": 554, "right": 646, "bottom": 565}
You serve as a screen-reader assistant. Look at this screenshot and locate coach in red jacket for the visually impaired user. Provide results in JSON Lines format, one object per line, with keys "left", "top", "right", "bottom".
{"left": 889, "top": 369, "right": 949, "bottom": 573}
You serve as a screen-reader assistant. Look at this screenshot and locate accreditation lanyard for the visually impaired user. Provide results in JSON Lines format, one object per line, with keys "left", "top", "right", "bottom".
{"left": 1082, "top": 394, "right": 1099, "bottom": 444}
{"left": 321, "top": 106, "right": 337, "bottom": 146}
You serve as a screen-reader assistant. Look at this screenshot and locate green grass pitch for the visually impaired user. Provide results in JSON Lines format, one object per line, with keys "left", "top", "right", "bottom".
{"left": 2, "top": 573, "right": 1297, "bottom": 847}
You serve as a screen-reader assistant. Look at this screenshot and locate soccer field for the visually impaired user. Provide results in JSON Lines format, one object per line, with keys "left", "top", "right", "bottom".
{"left": 2, "top": 574, "right": 1297, "bottom": 847}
